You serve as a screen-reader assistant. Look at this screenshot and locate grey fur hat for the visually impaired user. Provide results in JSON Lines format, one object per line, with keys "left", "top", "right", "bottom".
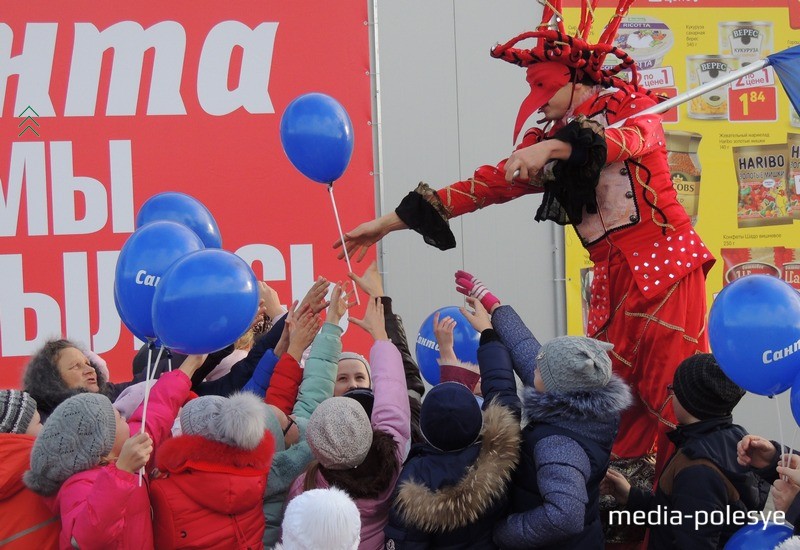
{"left": 180, "top": 392, "right": 269, "bottom": 451}
{"left": 24, "top": 393, "right": 116, "bottom": 496}
{"left": 537, "top": 336, "right": 613, "bottom": 392}
{"left": 306, "top": 397, "right": 372, "bottom": 470}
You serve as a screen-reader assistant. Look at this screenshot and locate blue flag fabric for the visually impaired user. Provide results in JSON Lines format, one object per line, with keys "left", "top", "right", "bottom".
{"left": 768, "top": 45, "right": 800, "bottom": 116}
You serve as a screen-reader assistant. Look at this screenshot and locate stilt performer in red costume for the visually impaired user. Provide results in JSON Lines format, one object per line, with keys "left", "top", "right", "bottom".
{"left": 336, "top": 0, "right": 714, "bottom": 536}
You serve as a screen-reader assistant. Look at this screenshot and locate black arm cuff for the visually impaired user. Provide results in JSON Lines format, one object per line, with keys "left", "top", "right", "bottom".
{"left": 395, "top": 190, "right": 456, "bottom": 251}
{"left": 480, "top": 328, "right": 501, "bottom": 346}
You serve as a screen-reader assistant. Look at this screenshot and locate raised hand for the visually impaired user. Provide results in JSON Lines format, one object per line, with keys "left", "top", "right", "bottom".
{"left": 455, "top": 270, "right": 501, "bottom": 312}
{"left": 433, "top": 311, "right": 458, "bottom": 363}
{"left": 287, "top": 309, "right": 323, "bottom": 362}
{"left": 459, "top": 296, "right": 492, "bottom": 333}
{"left": 333, "top": 213, "right": 408, "bottom": 262}
{"left": 349, "top": 260, "right": 385, "bottom": 297}
{"left": 327, "top": 282, "right": 353, "bottom": 326}
{"left": 299, "top": 277, "right": 331, "bottom": 315}
{"left": 350, "top": 297, "right": 388, "bottom": 341}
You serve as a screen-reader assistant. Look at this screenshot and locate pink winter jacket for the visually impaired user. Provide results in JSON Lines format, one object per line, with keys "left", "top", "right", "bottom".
{"left": 288, "top": 340, "right": 410, "bottom": 550}
{"left": 52, "top": 369, "right": 191, "bottom": 550}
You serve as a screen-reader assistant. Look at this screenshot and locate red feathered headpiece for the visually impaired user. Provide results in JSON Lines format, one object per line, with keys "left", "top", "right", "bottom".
{"left": 493, "top": 0, "right": 641, "bottom": 141}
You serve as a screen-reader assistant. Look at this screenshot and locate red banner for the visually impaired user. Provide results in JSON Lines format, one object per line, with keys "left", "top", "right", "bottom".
{"left": 0, "top": 1, "right": 376, "bottom": 386}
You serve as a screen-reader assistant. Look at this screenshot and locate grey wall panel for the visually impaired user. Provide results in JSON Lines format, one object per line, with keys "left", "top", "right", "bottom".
{"left": 375, "top": 0, "right": 559, "bottom": 371}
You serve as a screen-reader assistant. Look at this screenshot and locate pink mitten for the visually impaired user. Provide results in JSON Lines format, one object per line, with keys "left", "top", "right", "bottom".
{"left": 454, "top": 270, "right": 501, "bottom": 311}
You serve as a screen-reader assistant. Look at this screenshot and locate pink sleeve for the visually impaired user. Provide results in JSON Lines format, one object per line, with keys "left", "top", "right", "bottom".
{"left": 287, "top": 474, "right": 304, "bottom": 502}
{"left": 369, "top": 340, "right": 411, "bottom": 463}
{"left": 127, "top": 369, "right": 190, "bottom": 448}
{"left": 59, "top": 466, "right": 139, "bottom": 549}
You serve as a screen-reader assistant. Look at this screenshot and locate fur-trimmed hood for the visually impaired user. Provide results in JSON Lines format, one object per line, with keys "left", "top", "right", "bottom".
{"left": 392, "top": 402, "right": 521, "bottom": 532}
{"left": 522, "top": 374, "right": 631, "bottom": 423}
{"left": 522, "top": 375, "right": 632, "bottom": 446}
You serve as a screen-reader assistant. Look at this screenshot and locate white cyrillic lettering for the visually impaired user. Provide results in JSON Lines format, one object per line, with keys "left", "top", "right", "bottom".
{"left": 92, "top": 250, "right": 122, "bottom": 353}
{"left": 136, "top": 269, "right": 146, "bottom": 284}
{"left": 63, "top": 252, "right": 90, "bottom": 348}
{"left": 0, "top": 23, "right": 57, "bottom": 117}
{"left": 51, "top": 141, "right": 107, "bottom": 235}
{"left": 66, "top": 21, "right": 186, "bottom": 116}
{"left": 236, "top": 243, "right": 287, "bottom": 284}
{"left": 110, "top": 140, "right": 135, "bottom": 233}
{"left": 290, "top": 244, "right": 314, "bottom": 303}
{"left": 0, "top": 142, "right": 47, "bottom": 236}
{"left": 0, "top": 255, "right": 61, "bottom": 355}
{"left": 197, "top": 22, "right": 277, "bottom": 115}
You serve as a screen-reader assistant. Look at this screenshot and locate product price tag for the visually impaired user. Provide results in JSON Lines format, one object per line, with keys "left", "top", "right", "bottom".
{"left": 728, "top": 86, "right": 777, "bottom": 122}
{"left": 653, "top": 87, "right": 679, "bottom": 123}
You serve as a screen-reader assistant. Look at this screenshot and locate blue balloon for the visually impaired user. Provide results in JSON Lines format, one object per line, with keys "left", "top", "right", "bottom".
{"left": 415, "top": 306, "right": 481, "bottom": 385}
{"left": 280, "top": 93, "right": 354, "bottom": 184}
{"left": 709, "top": 274, "right": 800, "bottom": 396}
{"left": 136, "top": 192, "right": 222, "bottom": 248}
{"left": 152, "top": 249, "right": 259, "bottom": 354}
{"left": 724, "top": 521, "right": 792, "bottom": 549}
{"left": 115, "top": 221, "right": 204, "bottom": 341}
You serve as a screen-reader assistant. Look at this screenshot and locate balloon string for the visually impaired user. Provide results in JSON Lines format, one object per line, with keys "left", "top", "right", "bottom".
{"left": 139, "top": 343, "right": 164, "bottom": 486}
{"left": 328, "top": 184, "right": 360, "bottom": 305}
{"left": 776, "top": 395, "right": 788, "bottom": 481}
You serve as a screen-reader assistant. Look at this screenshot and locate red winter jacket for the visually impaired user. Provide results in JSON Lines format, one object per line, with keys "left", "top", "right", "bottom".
{"left": 151, "top": 432, "right": 275, "bottom": 549}
{"left": 265, "top": 354, "right": 302, "bottom": 415}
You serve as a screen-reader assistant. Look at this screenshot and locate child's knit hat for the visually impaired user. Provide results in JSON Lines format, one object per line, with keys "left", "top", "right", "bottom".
{"left": 180, "top": 392, "right": 269, "bottom": 451}
{"left": 672, "top": 353, "right": 745, "bottom": 420}
{"left": 306, "top": 397, "right": 373, "bottom": 470}
{"left": 24, "top": 393, "right": 116, "bottom": 496}
{"left": 280, "top": 487, "right": 361, "bottom": 549}
{"left": 0, "top": 390, "right": 37, "bottom": 434}
{"left": 339, "top": 352, "right": 371, "bottom": 382}
{"left": 537, "top": 336, "right": 613, "bottom": 392}
{"left": 420, "top": 382, "right": 483, "bottom": 452}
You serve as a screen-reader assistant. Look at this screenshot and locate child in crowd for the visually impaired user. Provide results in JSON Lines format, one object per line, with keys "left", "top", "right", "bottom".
{"left": 150, "top": 392, "right": 275, "bottom": 548}
{"left": 385, "top": 293, "right": 521, "bottom": 549}
{"left": 433, "top": 311, "right": 482, "bottom": 401}
{"left": 278, "top": 487, "right": 361, "bottom": 550}
{"left": 288, "top": 296, "right": 411, "bottom": 550}
{"left": 347, "top": 261, "right": 426, "bottom": 444}
{"left": 262, "top": 284, "right": 346, "bottom": 548}
{"left": 24, "top": 355, "right": 204, "bottom": 549}
{"left": 604, "top": 354, "right": 764, "bottom": 549}
{"left": 457, "top": 271, "right": 631, "bottom": 549}
{"left": 0, "top": 390, "right": 58, "bottom": 549}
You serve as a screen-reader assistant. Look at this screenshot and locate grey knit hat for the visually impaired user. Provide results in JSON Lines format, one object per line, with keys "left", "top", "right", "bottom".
{"left": 24, "top": 393, "right": 116, "bottom": 496}
{"left": 0, "top": 390, "right": 37, "bottom": 434}
{"left": 180, "top": 393, "right": 269, "bottom": 451}
{"left": 339, "top": 352, "right": 371, "bottom": 381}
{"left": 306, "top": 397, "right": 373, "bottom": 470}
{"left": 537, "top": 336, "right": 613, "bottom": 392}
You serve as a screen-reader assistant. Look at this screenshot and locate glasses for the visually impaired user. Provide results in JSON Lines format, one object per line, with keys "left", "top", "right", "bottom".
{"left": 666, "top": 384, "right": 674, "bottom": 395}
{"left": 282, "top": 416, "right": 296, "bottom": 437}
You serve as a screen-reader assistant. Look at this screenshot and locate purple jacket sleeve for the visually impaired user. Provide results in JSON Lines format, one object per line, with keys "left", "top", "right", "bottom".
{"left": 370, "top": 340, "right": 411, "bottom": 463}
